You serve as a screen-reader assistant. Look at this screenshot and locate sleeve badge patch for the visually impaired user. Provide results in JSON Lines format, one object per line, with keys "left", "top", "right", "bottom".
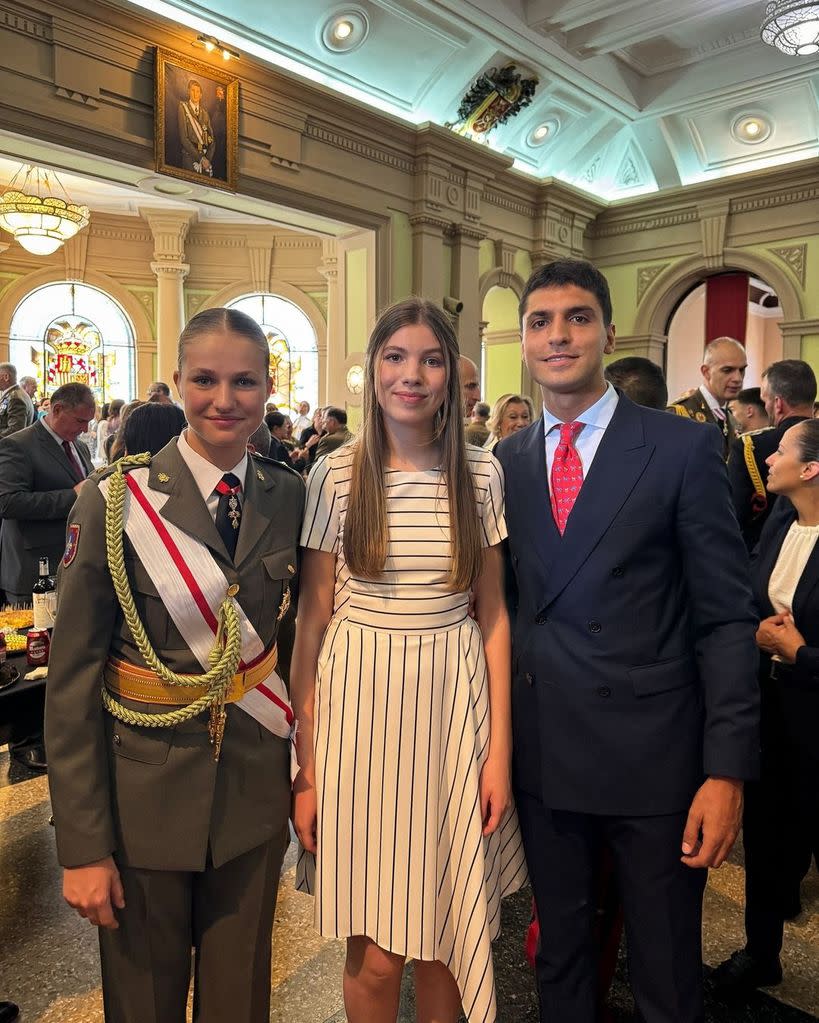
{"left": 63, "top": 523, "right": 81, "bottom": 567}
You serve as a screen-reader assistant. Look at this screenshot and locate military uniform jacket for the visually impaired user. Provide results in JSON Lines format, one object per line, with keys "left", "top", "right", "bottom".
{"left": 727, "top": 416, "right": 810, "bottom": 551}
{"left": 667, "top": 388, "right": 738, "bottom": 459}
{"left": 45, "top": 438, "right": 305, "bottom": 872}
{"left": 0, "top": 384, "right": 35, "bottom": 438}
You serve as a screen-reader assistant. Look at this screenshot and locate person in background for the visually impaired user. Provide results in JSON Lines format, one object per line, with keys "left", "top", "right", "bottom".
{"left": 291, "top": 400, "right": 311, "bottom": 438}
{"left": 484, "top": 393, "right": 534, "bottom": 452}
{"left": 20, "top": 375, "right": 37, "bottom": 403}
{"left": 313, "top": 406, "right": 352, "bottom": 460}
{"left": 604, "top": 356, "right": 668, "bottom": 410}
{"left": 728, "top": 360, "right": 816, "bottom": 552}
{"left": 465, "top": 401, "right": 491, "bottom": 447}
{"left": 146, "top": 381, "right": 174, "bottom": 405}
{"left": 459, "top": 355, "right": 481, "bottom": 417}
{"left": 108, "top": 401, "right": 146, "bottom": 463}
{"left": 668, "top": 337, "right": 747, "bottom": 458}
{"left": 45, "top": 306, "right": 304, "bottom": 1023}
{"left": 281, "top": 415, "right": 296, "bottom": 452}
{"left": 264, "top": 411, "right": 293, "bottom": 465}
{"left": 730, "top": 387, "right": 770, "bottom": 435}
{"left": 121, "top": 402, "right": 186, "bottom": 457}
{"left": 0, "top": 363, "right": 35, "bottom": 438}
{"left": 713, "top": 416, "right": 819, "bottom": 997}
{"left": 96, "top": 399, "right": 125, "bottom": 465}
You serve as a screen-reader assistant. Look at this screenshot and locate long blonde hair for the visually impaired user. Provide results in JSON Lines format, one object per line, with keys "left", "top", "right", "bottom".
{"left": 487, "top": 393, "right": 535, "bottom": 441}
{"left": 344, "top": 298, "right": 483, "bottom": 592}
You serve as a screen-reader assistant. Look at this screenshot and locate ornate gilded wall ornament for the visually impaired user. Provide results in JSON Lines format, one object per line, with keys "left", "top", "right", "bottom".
{"left": 448, "top": 64, "right": 538, "bottom": 141}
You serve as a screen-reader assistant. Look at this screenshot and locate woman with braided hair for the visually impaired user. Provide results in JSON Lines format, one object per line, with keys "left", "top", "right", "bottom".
{"left": 45, "top": 307, "right": 304, "bottom": 1023}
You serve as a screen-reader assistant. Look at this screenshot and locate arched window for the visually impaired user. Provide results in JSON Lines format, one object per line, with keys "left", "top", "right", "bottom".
{"left": 9, "top": 282, "right": 136, "bottom": 403}
{"left": 227, "top": 293, "right": 318, "bottom": 414}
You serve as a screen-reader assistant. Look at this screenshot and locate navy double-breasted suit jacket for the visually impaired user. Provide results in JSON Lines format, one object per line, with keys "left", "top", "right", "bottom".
{"left": 496, "top": 391, "right": 760, "bottom": 818}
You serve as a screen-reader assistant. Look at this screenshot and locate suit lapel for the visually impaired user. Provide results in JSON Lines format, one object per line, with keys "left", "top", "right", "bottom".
{"left": 753, "top": 507, "right": 796, "bottom": 618}
{"left": 148, "top": 441, "right": 230, "bottom": 562}
{"left": 34, "top": 421, "right": 82, "bottom": 486}
{"left": 791, "top": 525, "right": 819, "bottom": 624}
{"left": 514, "top": 419, "right": 560, "bottom": 584}
{"left": 234, "top": 460, "right": 277, "bottom": 568}
{"left": 541, "top": 397, "right": 654, "bottom": 609}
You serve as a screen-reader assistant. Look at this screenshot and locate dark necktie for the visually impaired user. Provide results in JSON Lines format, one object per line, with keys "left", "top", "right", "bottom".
{"left": 62, "top": 440, "right": 85, "bottom": 483}
{"left": 214, "top": 473, "right": 242, "bottom": 559}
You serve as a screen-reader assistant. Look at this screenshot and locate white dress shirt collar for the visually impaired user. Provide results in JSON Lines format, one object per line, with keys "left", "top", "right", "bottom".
{"left": 698, "top": 384, "right": 722, "bottom": 415}
{"left": 542, "top": 382, "right": 619, "bottom": 437}
{"left": 177, "top": 430, "right": 248, "bottom": 505}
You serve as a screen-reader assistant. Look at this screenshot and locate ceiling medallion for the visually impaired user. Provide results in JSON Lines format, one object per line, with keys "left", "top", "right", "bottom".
{"left": 526, "top": 118, "right": 559, "bottom": 148}
{"left": 761, "top": 0, "right": 819, "bottom": 54}
{"left": 320, "top": 8, "right": 370, "bottom": 53}
{"left": 448, "top": 64, "right": 538, "bottom": 142}
{"left": 731, "top": 113, "right": 772, "bottom": 144}
{"left": 0, "top": 164, "right": 90, "bottom": 256}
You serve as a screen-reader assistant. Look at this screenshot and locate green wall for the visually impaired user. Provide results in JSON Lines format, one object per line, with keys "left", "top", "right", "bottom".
{"left": 485, "top": 342, "right": 522, "bottom": 404}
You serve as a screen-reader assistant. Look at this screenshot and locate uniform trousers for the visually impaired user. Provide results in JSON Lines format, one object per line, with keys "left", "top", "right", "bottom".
{"left": 99, "top": 825, "right": 289, "bottom": 1023}
{"left": 517, "top": 791, "right": 707, "bottom": 1023}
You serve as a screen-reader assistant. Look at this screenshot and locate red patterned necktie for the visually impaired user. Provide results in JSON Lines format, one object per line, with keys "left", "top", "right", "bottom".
{"left": 550, "top": 421, "right": 584, "bottom": 535}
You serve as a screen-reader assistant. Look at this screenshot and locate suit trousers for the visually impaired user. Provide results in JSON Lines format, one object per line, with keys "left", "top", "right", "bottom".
{"left": 99, "top": 826, "right": 290, "bottom": 1023}
{"left": 517, "top": 791, "right": 707, "bottom": 1023}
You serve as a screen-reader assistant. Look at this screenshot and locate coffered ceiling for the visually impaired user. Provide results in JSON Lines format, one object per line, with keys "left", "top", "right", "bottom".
{"left": 130, "top": 0, "right": 819, "bottom": 199}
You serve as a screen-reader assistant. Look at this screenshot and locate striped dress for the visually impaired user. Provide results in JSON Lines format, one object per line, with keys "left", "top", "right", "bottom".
{"left": 296, "top": 444, "right": 528, "bottom": 1023}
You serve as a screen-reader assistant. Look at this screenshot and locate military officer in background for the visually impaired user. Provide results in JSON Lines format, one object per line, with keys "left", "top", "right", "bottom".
{"left": 668, "top": 336, "right": 747, "bottom": 458}
{"left": 45, "top": 308, "right": 305, "bottom": 1023}
{"left": 728, "top": 359, "right": 816, "bottom": 551}
{"left": 177, "top": 79, "right": 215, "bottom": 176}
{"left": 0, "top": 363, "right": 35, "bottom": 438}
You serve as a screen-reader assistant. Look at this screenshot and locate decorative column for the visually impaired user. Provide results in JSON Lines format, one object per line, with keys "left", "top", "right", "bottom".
{"left": 143, "top": 209, "right": 195, "bottom": 387}
{"left": 410, "top": 214, "right": 448, "bottom": 302}
{"left": 317, "top": 238, "right": 340, "bottom": 405}
{"left": 449, "top": 225, "right": 485, "bottom": 366}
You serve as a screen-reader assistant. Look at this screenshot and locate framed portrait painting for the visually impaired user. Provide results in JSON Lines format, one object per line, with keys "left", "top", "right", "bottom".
{"left": 154, "top": 47, "right": 239, "bottom": 191}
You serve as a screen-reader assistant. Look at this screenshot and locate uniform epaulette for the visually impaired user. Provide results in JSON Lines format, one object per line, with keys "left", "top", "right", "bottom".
{"left": 668, "top": 404, "right": 691, "bottom": 417}
{"left": 745, "top": 426, "right": 774, "bottom": 437}
{"left": 250, "top": 450, "right": 303, "bottom": 482}
{"left": 90, "top": 452, "right": 152, "bottom": 482}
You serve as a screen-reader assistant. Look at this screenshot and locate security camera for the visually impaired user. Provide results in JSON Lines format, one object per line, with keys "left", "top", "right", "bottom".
{"left": 443, "top": 296, "right": 464, "bottom": 315}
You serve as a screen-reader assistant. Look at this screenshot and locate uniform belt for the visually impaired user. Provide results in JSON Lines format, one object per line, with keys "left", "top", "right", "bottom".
{"left": 103, "top": 646, "right": 278, "bottom": 706}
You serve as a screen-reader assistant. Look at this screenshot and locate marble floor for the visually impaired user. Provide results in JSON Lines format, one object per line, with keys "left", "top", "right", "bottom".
{"left": 1, "top": 750, "right": 816, "bottom": 1022}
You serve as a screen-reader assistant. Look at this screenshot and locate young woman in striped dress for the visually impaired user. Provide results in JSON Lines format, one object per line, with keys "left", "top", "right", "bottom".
{"left": 291, "top": 298, "right": 527, "bottom": 1023}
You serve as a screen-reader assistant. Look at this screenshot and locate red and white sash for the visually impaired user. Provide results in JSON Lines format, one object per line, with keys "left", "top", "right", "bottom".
{"left": 99, "top": 467, "right": 293, "bottom": 740}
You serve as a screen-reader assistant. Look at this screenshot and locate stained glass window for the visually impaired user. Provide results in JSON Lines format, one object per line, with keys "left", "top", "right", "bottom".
{"left": 227, "top": 293, "right": 318, "bottom": 415}
{"left": 9, "top": 282, "right": 135, "bottom": 403}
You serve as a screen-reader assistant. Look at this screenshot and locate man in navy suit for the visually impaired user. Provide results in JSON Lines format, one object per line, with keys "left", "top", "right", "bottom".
{"left": 496, "top": 260, "right": 759, "bottom": 1023}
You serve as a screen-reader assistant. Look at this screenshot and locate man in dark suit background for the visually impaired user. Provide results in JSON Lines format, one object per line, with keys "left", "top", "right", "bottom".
{"left": 496, "top": 260, "right": 759, "bottom": 1023}
{"left": 728, "top": 359, "right": 816, "bottom": 551}
{"left": 0, "top": 382, "right": 94, "bottom": 770}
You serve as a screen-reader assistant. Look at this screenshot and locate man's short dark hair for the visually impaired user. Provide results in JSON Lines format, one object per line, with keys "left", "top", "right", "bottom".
{"left": 149, "top": 381, "right": 172, "bottom": 396}
{"left": 762, "top": 360, "right": 817, "bottom": 408}
{"left": 734, "top": 387, "right": 766, "bottom": 414}
{"left": 604, "top": 357, "right": 668, "bottom": 410}
{"left": 264, "top": 411, "right": 285, "bottom": 431}
{"left": 50, "top": 383, "right": 95, "bottom": 409}
{"left": 519, "top": 259, "right": 613, "bottom": 328}
{"left": 325, "top": 406, "right": 347, "bottom": 426}
{"left": 474, "top": 402, "right": 490, "bottom": 419}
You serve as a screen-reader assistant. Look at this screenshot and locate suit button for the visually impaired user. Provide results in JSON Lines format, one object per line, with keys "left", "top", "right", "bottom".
{"left": 535, "top": 614, "right": 548, "bottom": 625}
{"left": 588, "top": 620, "right": 602, "bottom": 633}
{"left": 597, "top": 685, "right": 611, "bottom": 698}
{"left": 525, "top": 672, "right": 534, "bottom": 686}
{"left": 113, "top": 733, "right": 121, "bottom": 746}
{"left": 611, "top": 566, "right": 624, "bottom": 578}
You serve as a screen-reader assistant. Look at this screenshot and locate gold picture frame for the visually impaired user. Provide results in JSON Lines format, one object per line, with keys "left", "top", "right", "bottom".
{"left": 154, "top": 46, "right": 239, "bottom": 192}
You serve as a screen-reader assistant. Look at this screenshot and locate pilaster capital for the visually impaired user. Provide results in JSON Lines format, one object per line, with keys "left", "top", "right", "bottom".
{"left": 150, "top": 261, "right": 190, "bottom": 280}
{"left": 409, "top": 213, "right": 451, "bottom": 234}
{"left": 143, "top": 209, "right": 196, "bottom": 264}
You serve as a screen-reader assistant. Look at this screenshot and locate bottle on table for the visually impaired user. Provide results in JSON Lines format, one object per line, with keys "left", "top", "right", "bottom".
{"left": 32, "top": 556, "right": 56, "bottom": 631}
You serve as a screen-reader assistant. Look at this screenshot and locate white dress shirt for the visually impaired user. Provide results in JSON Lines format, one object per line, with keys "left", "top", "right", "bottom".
{"left": 542, "top": 383, "right": 619, "bottom": 495}
{"left": 768, "top": 521, "right": 819, "bottom": 617}
{"left": 699, "top": 385, "right": 726, "bottom": 420}
{"left": 177, "top": 430, "right": 247, "bottom": 522}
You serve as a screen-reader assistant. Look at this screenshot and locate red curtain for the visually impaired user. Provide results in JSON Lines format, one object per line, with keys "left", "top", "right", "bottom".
{"left": 705, "top": 273, "right": 749, "bottom": 345}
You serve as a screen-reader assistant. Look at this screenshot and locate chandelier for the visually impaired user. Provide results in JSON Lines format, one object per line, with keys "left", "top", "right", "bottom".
{"left": 761, "top": 0, "right": 819, "bottom": 55}
{"left": 0, "top": 164, "right": 90, "bottom": 256}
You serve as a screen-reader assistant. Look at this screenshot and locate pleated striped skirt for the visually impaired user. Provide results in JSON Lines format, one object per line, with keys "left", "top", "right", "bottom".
{"left": 296, "top": 610, "right": 528, "bottom": 1023}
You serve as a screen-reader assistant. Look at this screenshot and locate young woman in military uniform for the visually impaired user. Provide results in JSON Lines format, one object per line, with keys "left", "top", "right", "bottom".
{"left": 45, "top": 307, "right": 304, "bottom": 1023}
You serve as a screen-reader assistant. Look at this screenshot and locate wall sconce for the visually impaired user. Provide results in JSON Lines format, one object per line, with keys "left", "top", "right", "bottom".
{"left": 195, "top": 34, "right": 240, "bottom": 60}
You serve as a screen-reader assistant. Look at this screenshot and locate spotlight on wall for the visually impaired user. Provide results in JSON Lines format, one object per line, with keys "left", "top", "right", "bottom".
{"left": 443, "top": 297, "right": 464, "bottom": 315}
{"left": 194, "top": 34, "right": 240, "bottom": 60}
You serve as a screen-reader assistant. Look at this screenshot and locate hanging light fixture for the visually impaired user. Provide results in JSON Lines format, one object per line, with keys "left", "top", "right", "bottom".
{"left": 761, "top": 0, "right": 819, "bottom": 55}
{"left": 0, "top": 165, "right": 90, "bottom": 256}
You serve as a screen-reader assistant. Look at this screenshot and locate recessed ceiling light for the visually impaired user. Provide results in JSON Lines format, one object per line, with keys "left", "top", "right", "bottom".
{"left": 731, "top": 113, "right": 772, "bottom": 144}
{"left": 320, "top": 9, "right": 369, "bottom": 53}
{"left": 526, "top": 119, "right": 559, "bottom": 148}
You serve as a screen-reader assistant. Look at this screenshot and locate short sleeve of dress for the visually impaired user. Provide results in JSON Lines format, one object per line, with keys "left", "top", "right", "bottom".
{"left": 480, "top": 452, "right": 507, "bottom": 548}
{"left": 300, "top": 456, "right": 340, "bottom": 553}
